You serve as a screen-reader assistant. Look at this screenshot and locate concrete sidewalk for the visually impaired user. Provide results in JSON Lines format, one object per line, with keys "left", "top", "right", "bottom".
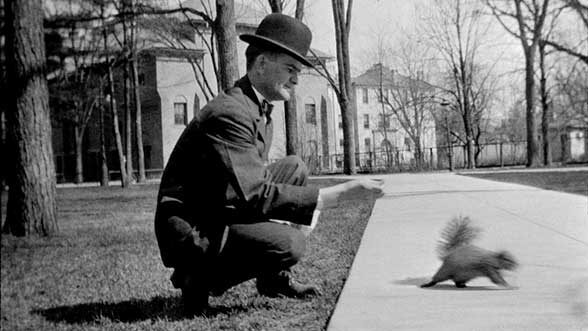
{"left": 327, "top": 172, "right": 588, "bottom": 331}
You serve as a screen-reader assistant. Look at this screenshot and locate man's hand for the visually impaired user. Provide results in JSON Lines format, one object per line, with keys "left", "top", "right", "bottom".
{"left": 317, "top": 178, "right": 385, "bottom": 210}
{"left": 353, "top": 178, "right": 385, "bottom": 193}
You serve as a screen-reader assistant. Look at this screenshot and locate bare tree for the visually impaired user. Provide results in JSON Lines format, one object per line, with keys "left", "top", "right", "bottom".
{"left": 380, "top": 38, "right": 436, "bottom": 170}
{"left": 0, "top": 3, "right": 6, "bottom": 222}
{"left": 424, "top": 0, "right": 496, "bottom": 168}
{"left": 3, "top": 0, "right": 57, "bottom": 236}
{"left": 332, "top": 0, "right": 356, "bottom": 174}
{"left": 552, "top": 59, "right": 588, "bottom": 127}
{"left": 486, "top": 0, "right": 553, "bottom": 167}
{"left": 100, "top": 1, "right": 129, "bottom": 187}
{"left": 543, "top": 0, "right": 588, "bottom": 65}
{"left": 128, "top": 0, "right": 146, "bottom": 183}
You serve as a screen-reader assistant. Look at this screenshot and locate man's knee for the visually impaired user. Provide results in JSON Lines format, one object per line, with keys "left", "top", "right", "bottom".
{"left": 280, "top": 228, "right": 306, "bottom": 263}
{"left": 270, "top": 155, "right": 309, "bottom": 185}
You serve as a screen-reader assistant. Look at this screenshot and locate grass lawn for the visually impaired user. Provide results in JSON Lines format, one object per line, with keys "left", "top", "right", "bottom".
{"left": 459, "top": 169, "right": 588, "bottom": 196}
{"left": 1, "top": 178, "right": 381, "bottom": 331}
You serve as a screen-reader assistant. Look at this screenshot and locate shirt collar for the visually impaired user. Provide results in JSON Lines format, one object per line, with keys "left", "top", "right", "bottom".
{"left": 251, "top": 85, "right": 268, "bottom": 107}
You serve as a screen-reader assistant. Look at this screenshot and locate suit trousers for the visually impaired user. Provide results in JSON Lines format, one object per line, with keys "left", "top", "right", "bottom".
{"left": 207, "top": 155, "right": 311, "bottom": 294}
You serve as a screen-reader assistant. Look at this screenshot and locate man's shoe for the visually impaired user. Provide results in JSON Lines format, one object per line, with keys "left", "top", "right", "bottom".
{"left": 171, "top": 268, "right": 209, "bottom": 316}
{"left": 256, "top": 270, "right": 320, "bottom": 298}
{"left": 181, "top": 287, "right": 208, "bottom": 316}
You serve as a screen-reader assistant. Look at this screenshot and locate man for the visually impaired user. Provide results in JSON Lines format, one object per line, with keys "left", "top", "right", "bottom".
{"left": 154, "top": 13, "right": 383, "bottom": 315}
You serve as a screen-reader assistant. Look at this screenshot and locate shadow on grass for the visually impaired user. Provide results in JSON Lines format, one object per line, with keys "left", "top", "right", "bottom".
{"left": 34, "top": 295, "right": 252, "bottom": 324}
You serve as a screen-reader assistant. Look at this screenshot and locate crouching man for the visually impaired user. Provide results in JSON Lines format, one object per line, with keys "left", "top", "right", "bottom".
{"left": 154, "top": 13, "right": 384, "bottom": 315}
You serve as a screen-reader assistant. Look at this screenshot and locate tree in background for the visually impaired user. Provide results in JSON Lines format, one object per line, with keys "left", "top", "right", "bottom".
{"left": 486, "top": 0, "right": 553, "bottom": 167}
{"left": 380, "top": 36, "right": 436, "bottom": 171}
{"left": 46, "top": 4, "right": 106, "bottom": 184}
{"left": 543, "top": 0, "right": 588, "bottom": 65}
{"left": 3, "top": 0, "right": 57, "bottom": 236}
{"left": 425, "top": 0, "right": 496, "bottom": 169}
{"left": 0, "top": 2, "right": 6, "bottom": 223}
{"left": 100, "top": 2, "right": 129, "bottom": 187}
{"left": 332, "top": 0, "right": 356, "bottom": 174}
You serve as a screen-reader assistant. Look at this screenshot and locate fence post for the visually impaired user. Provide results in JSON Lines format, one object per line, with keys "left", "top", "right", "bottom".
{"left": 499, "top": 142, "right": 504, "bottom": 167}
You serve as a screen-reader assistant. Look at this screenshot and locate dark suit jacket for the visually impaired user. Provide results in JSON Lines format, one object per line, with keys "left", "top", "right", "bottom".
{"left": 155, "top": 76, "right": 319, "bottom": 268}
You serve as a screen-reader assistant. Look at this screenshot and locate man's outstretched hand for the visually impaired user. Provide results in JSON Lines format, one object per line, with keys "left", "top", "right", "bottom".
{"left": 317, "top": 178, "right": 385, "bottom": 210}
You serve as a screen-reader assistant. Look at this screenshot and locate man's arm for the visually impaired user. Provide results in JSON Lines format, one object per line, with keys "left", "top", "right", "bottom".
{"left": 317, "top": 178, "right": 384, "bottom": 210}
{"left": 202, "top": 99, "right": 319, "bottom": 225}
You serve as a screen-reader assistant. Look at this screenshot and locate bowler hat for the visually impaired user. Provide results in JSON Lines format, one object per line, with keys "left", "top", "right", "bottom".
{"left": 240, "top": 13, "right": 313, "bottom": 67}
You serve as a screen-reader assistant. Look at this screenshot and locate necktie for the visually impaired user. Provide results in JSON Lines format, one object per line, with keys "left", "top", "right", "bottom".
{"left": 261, "top": 100, "right": 273, "bottom": 122}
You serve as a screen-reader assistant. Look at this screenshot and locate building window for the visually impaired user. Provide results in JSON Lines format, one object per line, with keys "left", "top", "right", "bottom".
{"left": 174, "top": 102, "right": 188, "bottom": 125}
{"left": 362, "top": 87, "right": 368, "bottom": 103}
{"left": 364, "top": 138, "right": 371, "bottom": 150}
{"left": 305, "top": 103, "right": 317, "bottom": 125}
{"left": 363, "top": 114, "right": 370, "bottom": 129}
{"left": 138, "top": 73, "right": 145, "bottom": 85}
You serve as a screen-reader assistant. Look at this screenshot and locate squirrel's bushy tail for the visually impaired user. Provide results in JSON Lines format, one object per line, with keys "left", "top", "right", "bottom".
{"left": 437, "top": 215, "right": 481, "bottom": 258}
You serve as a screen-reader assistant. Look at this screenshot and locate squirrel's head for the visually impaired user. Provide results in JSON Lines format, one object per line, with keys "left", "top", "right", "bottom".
{"left": 495, "top": 251, "right": 518, "bottom": 270}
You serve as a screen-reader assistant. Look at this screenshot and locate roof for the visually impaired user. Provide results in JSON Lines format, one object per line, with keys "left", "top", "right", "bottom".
{"left": 140, "top": 47, "right": 206, "bottom": 59}
{"left": 352, "top": 63, "right": 432, "bottom": 89}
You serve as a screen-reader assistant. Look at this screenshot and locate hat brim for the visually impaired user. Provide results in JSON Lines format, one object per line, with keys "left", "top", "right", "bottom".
{"left": 240, "top": 34, "right": 313, "bottom": 67}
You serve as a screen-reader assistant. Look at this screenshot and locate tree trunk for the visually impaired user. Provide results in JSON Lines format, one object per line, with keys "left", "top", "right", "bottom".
{"left": 124, "top": 64, "right": 134, "bottom": 183}
{"left": 539, "top": 41, "right": 552, "bottom": 166}
{"left": 268, "top": 0, "right": 283, "bottom": 12}
{"left": 122, "top": 2, "right": 134, "bottom": 184}
{"left": 215, "top": 0, "right": 239, "bottom": 91}
{"left": 0, "top": 110, "right": 5, "bottom": 225}
{"left": 3, "top": 0, "right": 57, "bottom": 236}
{"left": 99, "top": 101, "right": 109, "bottom": 187}
{"left": 100, "top": 3, "right": 126, "bottom": 187}
{"left": 295, "top": 0, "right": 305, "bottom": 19}
{"left": 74, "top": 128, "right": 84, "bottom": 184}
{"left": 524, "top": 50, "right": 541, "bottom": 167}
{"left": 132, "top": 59, "right": 146, "bottom": 182}
{"left": 128, "top": 0, "right": 145, "bottom": 183}
{"left": 285, "top": 92, "right": 299, "bottom": 155}
{"left": 108, "top": 66, "right": 129, "bottom": 187}
{"left": 332, "top": 0, "right": 356, "bottom": 174}
{"left": 414, "top": 137, "right": 423, "bottom": 170}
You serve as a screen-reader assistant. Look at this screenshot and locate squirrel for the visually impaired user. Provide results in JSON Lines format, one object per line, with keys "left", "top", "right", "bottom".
{"left": 421, "top": 216, "right": 518, "bottom": 288}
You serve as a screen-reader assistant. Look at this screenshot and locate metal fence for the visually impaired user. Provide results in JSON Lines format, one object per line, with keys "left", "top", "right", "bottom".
{"left": 299, "top": 141, "right": 539, "bottom": 175}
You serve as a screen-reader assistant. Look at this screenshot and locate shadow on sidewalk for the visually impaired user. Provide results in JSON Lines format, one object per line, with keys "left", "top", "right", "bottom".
{"left": 393, "top": 277, "right": 517, "bottom": 291}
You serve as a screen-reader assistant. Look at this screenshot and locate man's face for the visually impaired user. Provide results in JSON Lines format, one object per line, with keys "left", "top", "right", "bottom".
{"left": 257, "top": 52, "right": 302, "bottom": 101}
